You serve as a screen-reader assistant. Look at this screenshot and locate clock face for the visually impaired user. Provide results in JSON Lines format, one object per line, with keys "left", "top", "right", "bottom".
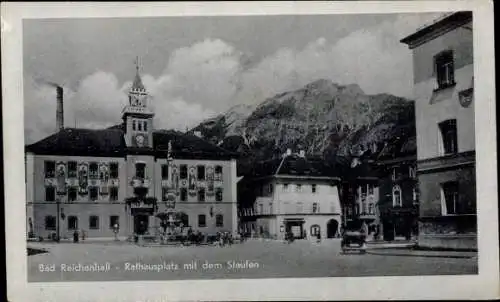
{"left": 135, "top": 134, "right": 145, "bottom": 147}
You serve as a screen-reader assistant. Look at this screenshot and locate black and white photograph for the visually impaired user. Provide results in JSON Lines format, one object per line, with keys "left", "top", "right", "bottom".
{"left": 3, "top": 1, "right": 498, "bottom": 301}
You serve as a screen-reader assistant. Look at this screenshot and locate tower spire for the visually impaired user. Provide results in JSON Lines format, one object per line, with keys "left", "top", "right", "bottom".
{"left": 132, "top": 56, "right": 145, "bottom": 91}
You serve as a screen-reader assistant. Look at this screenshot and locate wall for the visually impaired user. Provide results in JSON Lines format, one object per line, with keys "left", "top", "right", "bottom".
{"left": 418, "top": 166, "right": 476, "bottom": 217}
{"left": 32, "top": 203, "right": 128, "bottom": 239}
{"left": 412, "top": 23, "right": 474, "bottom": 161}
{"left": 273, "top": 179, "right": 342, "bottom": 215}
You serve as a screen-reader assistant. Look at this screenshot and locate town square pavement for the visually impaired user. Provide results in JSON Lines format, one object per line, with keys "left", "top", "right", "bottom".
{"left": 27, "top": 239, "right": 478, "bottom": 282}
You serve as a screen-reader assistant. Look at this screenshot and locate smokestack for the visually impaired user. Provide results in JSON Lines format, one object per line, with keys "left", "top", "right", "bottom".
{"left": 56, "top": 86, "right": 64, "bottom": 131}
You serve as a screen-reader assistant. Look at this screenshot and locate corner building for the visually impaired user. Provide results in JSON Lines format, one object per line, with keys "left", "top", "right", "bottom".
{"left": 401, "top": 12, "right": 476, "bottom": 249}
{"left": 25, "top": 68, "right": 238, "bottom": 240}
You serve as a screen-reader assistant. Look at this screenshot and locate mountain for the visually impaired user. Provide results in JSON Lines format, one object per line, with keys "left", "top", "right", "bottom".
{"left": 191, "top": 79, "right": 415, "bottom": 174}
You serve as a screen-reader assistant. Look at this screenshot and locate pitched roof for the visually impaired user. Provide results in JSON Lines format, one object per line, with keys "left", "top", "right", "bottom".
{"left": 26, "top": 127, "right": 238, "bottom": 160}
{"left": 25, "top": 128, "right": 125, "bottom": 157}
{"left": 250, "top": 154, "right": 340, "bottom": 179}
{"left": 153, "top": 130, "right": 238, "bottom": 160}
{"left": 376, "top": 136, "right": 416, "bottom": 162}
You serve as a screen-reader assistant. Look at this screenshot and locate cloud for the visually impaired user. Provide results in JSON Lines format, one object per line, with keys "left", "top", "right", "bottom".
{"left": 25, "top": 13, "right": 442, "bottom": 144}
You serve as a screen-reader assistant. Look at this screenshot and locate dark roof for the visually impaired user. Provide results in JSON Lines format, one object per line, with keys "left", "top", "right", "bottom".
{"left": 376, "top": 136, "right": 416, "bottom": 162}
{"left": 400, "top": 11, "right": 472, "bottom": 48}
{"left": 153, "top": 130, "right": 238, "bottom": 160}
{"left": 25, "top": 128, "right": 125, "bottom": 157}
{"left": 26, "top": 127, "right": 238, "bottom": 160}
{"left": 350, "top": 161, "right": 379, "bottom": 179}
{"left": 250, "top": 154, "right": 340, "bottom": 179}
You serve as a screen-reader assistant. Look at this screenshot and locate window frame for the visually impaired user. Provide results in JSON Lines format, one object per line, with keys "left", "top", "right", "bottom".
{"left": 68, "top": 161, "right": 77, "bottom": 178}
{"left": 439, "top": 119, "right": 458, "bottom": 155}
{"left": 392, "top": 185, "right": 402, "bottom": 207}
{"left": 89, "top": 215, "right": 100, "bottom": 230}
{"left": 45, "top": 186, "right": 56, "bottom": 202}
{"left": 109, "top": 187, "right": 118, "bottom": 201}
{"left": 44, "top": 161, "right": 56, "bottom": 178}
{"left": 442, "top": 181, "right": 459, "bottom": 215}
{"left": 161, "top": 164, "right": 169, "bottom": 180}
{"left": 180, "top": 165, "right": 188, "bottom": 180}
{"left": 198, "top": 188, "right": 206, "bottom": 202}
{"left": 68, "top": 187, "right": 77, "bottom": 202}
{"left": 311, "top": 184, "right": 317, "bottom": 193}
{"left": 67, "top": 215, "right": 78, "bottom": 231}
{"left": 198, "top": 214, "right": 206, "bottom": 227}
{"left": 215, "top": 188, "right": 223, "bottom": 202}
{"left": 89, "top": 162, "right": 99, "bottom": 179}
{"left": 434, "top": 50, "right": 455, "bottom": 90}
{"left": 45, "top": 215, "right": 56, "bottom": 230}
{"left": 89, "top": 186, "right": 99, "bottom": 201}
{"left": 109, "top": 162, "right": 119, "bottom": 178}
{"left": 135, "top": 162, "right": 146, "bottom": 179}
{"left": 109, "top": 215, "right": 120, "bottom": 229}
{"left": 215, "top": 214, "right": 224, "bottom": 227}
{"left": 180, "top": 188, "right": 188, "bottom": 202}
{"left": 197, "top": 165, "right": 205, "bottom": 180}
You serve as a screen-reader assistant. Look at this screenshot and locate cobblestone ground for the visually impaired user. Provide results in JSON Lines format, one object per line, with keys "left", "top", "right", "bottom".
{"left": 27, "top": 239, "right": 478, "bottom": 282}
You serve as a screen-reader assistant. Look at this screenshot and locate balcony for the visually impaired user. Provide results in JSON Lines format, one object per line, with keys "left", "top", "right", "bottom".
{"left": 130, "top": 177, "right": 150, "bottom": 188}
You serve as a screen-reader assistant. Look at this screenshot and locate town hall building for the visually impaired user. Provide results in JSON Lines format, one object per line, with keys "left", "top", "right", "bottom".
{"left": 25, "top": 65, "right": 239, "bottom": 241}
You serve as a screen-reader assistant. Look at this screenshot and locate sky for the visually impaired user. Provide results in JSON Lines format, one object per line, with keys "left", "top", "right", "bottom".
{"left": 23, "top": 12, "right": 444, "bottom": 144}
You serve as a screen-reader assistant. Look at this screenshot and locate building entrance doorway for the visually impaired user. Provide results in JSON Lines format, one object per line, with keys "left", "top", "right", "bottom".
{"left": 284, "top": 219, "right": 305, "bottom": 239}
{"left": 134, "top": 214, "right": 149, "bottom": 235}
{"left": 327, "top": 219, "right": 339, "bottom": 238}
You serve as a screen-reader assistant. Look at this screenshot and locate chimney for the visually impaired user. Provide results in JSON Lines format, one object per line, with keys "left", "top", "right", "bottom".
{"left": 56, "top": 86, "right": 64, "bottom": 131}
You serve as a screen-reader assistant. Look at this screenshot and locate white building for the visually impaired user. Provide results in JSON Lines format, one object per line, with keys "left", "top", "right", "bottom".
{"left": 240, "top": 150, "right": 342, "bottom": 240}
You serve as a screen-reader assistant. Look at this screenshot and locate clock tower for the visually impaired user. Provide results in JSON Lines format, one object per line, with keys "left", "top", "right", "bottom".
{"left": 122, "top": 58, "right": 154, "bottom": 148}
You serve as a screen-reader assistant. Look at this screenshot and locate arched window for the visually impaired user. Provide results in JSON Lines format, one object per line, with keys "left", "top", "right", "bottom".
{"left": 392, "top": 185, "right": 402, "bottom": 207}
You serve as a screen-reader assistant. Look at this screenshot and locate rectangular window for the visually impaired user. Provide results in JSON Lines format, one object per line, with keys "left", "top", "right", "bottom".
{"left": 283, "top": 183, "right": 289, "bottom": 192}
{"left": 45, "top": 216, "right": 56, "bottom": 230}
{"left": 109, "top": 216, "right": 120, "bottom": 228}
{"left": 361, "top": 185, "right": 367, "bottom": 194}
{"left": 259, "top": 203, "right": 264, "bottom": 214}
{"left": 89, "top": 162, "right": 99, "bottom": 179}
{"left": 138, "top": 120, "right": 142, "bottom": 131}
{"left": 409, "top": 166, "right": 416, "bottom": 179}
{"left": 296, "top": 184, "right": 302, "bottom": 192}
{"left": 312, "top": 203, "right": 318, "bottom": 213}
{"left": 215, "top": 188, "right": 223, "bottom": 202}
{"left": 180, "top": 165, "right": 188, "bottom": 179}
{"left": 45, "top": 187, "right": 55, "bottom": 202}
{"left": 161, "top": 164, "right": 169, "bottom": 180}
{"left": 68, "top": 216, "right": 78, "bottom": 230}
{"left": 110, "top": 163, "right": 119, "bottom": 178}
{"left": 89, "top": 187, "right": 98, "bottom": 201}
{"left": 162, "top": 188, "right": 168, "bottom": 201}
{"left": 143, "top": 121, "right": 148, "bottom": 131}
{"left": 109, "top": 187, "right": 118, "bottom": 201}
{"left": 439, "top": 119, "right": 458, "bottom": 155}
{"left": 311, "top": 184, "right": 317, "bottom": 193}
{"left": 197, "top": 165, "right": 205, "bottom": 180}
{"left": 44, "top": 161, "right": 55, "bottom": 178}
{"left": 215, "top": 165, "right": 223, "bottom": 181}
{"left": 216, "top": 214, "right": 224, "bottom": 227}
{"left": 435, "top": 50, "right": 455, "bottom": 89}
{"left": 198, "top": 188, "right": 205, "bottom": 202}
{"left": 132, "top": 120, "right": 136, "bottom": 131}
{"left": 135, "top": 163, "right": 146, "bottom": 179}
{"left": 89, "top": 216, "right": 99, "bottom": 229}
{"left": 68, "top": 187, "right": 77, "bottom": 202}
{"left": 180, "top": 188, "right": 188, "bottom": 202}
{"left": 368, "top": 185, "right": 374, "bottom": 195}
{"left": 369, "top": 203, "right": 374, "bottom": 214}
{"left": 442, "top": 181, "right": 459, "bottom": 215}
{"left": 198, "top": 214, "right": 206, "bottom": 227}
{"left": 68, "top": 161, "right": 77, "bottom": 178}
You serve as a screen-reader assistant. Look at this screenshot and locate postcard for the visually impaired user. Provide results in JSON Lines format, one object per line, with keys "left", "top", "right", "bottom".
{"left": 2, "top": 1, "right": 498, "bottom": 301}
